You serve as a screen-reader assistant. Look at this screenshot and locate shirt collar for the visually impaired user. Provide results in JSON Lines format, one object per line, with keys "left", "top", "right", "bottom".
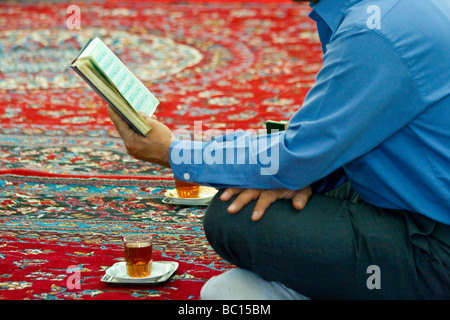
{"left": 308, "top": 0, "right": 364, "bottom": 34}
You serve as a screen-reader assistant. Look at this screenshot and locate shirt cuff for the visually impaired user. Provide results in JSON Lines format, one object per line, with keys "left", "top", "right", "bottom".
{"left": 169, "top": 139, "right": 205, "bottom": 182}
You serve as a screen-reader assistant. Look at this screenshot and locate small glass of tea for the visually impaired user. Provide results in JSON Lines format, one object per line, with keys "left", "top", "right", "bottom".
{"left": 123, "top": 234, "right": 153, "bottom": 278}
{"left": 175, "top": 180, "right": 200, "bottom": 198}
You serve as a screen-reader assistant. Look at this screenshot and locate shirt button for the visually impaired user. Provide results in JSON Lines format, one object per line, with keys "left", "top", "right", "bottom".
{"left": 183, "top": 173, "right": 191, "bottom": 180}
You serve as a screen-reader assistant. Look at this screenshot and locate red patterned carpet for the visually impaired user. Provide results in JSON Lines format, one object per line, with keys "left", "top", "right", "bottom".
{"left": 0, "top": 0, "right": 321, "bottom": 299}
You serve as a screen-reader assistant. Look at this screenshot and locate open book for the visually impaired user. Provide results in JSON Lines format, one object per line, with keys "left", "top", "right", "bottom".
{"left": 71, "top": 37, "right": 159, "bottom": 136}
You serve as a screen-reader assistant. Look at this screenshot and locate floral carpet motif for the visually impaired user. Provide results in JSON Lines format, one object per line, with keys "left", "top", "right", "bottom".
{"left": 0, "top": 0, "right": 320, "bottom": 299}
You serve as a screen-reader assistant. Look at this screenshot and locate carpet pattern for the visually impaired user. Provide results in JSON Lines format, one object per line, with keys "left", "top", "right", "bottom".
{"left": 0, "top": 1, "right": 320, "bottom": 299}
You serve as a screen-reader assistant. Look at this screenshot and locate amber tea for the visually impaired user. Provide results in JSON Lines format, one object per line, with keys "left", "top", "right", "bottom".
{"left": 123, "top": 234, "right": 153, "bottom": 278}
{"left": 175, "top": 180, "right": 200, "bottom": 198}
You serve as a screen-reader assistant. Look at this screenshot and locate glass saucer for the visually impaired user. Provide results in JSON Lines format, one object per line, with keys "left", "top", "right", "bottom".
{"left": 104, "top": 261, "right": 178, "bottom": 283}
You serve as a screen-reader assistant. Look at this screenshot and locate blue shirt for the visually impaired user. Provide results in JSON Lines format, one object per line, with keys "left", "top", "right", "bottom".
{"left": 170, "top": 0, "right": 450, "bottom": 225}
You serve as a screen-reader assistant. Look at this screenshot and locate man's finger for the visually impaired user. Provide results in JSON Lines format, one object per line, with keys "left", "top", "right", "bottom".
{"left": 251, "top": 190, "right": 279, "bottom": 221}
{"left": 292, "top": 187, "right": 312, "bottom": 210}
{"left": 220, "top": 188, "right": 243, "bottom": 202}
{"left": 227, "top": 189, "right": 260, "bottom": 214}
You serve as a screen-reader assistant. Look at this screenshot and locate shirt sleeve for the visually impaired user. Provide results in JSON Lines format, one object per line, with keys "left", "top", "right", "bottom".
{"left": 170, "top": 26, "right": 426, "bottom": 190}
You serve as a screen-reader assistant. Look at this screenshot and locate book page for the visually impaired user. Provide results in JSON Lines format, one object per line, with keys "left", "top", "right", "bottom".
{"left": 80, "top": 38, "right": 159, "bottom": 117}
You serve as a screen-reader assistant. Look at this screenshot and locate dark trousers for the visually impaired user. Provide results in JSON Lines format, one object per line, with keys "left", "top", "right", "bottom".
{"left": 203, "top": 183, "right": 450, "bottom": 299}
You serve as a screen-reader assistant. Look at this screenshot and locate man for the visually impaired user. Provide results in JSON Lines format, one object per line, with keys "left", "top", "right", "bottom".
{"left": 108, "top": 0, "right": 450, "bottom": 299}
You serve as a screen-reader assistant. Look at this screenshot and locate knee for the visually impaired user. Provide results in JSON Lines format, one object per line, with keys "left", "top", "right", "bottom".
{"left": 203, "top": 190, "right": 252, "bottom": 268}
{"left": 203, "top": 189, "right": 226, "bottom": 236}
{"left": 203, "top": 189, "right": 230, "bottom": 250}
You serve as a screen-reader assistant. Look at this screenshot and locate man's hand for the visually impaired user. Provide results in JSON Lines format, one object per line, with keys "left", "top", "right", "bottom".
{"left": 220, "top": 186, "right": 312, "bottom": 221}
{"left": 107, "top": 106, "right": 175, "bottom": 167}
